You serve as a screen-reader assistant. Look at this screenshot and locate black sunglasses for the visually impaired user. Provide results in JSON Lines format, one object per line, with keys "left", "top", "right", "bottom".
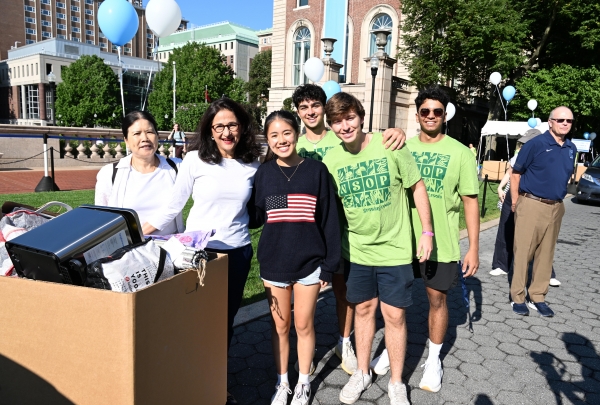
{"left": 419, "top": 108, "right": 445, "bottom": 118}
{"left": 550, "top": 118, "right": 573, "bottom": 124}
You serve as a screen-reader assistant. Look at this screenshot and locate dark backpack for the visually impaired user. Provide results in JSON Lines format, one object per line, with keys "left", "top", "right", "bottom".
{"left": 111, "top": 157, "right": 178, "bottom": 184}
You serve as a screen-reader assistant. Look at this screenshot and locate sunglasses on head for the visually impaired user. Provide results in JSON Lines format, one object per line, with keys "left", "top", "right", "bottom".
{"left": 550, "top": 118, "right": 573, "bottom": 124}
{"left": 419, "top": 108, "right": 445, "bottom": 118}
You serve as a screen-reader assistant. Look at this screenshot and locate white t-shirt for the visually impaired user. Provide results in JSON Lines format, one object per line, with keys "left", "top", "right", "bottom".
{"left": 150, "top": 151, "right": 260, "bottom": 250}
{"left": 122, "top": 170, "right": 179, "bottom": 235}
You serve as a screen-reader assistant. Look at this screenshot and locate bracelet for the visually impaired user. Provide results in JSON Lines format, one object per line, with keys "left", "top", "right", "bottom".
{"left": 422, "top": 231, "right": 434, "bottom": 237}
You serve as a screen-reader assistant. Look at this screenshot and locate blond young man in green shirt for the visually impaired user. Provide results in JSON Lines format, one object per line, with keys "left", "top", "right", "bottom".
{"left": 370, "top": 86, "right": 480, "bottom": 395}
{"left": 322, "top": 92, "right": 432, "bottom": 405}
{"left": 291, "top": 84, "right": 407, "bottom": 377}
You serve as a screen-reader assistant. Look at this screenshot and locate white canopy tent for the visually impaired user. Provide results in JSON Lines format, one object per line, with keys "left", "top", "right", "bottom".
{"left": 478, "top": 121, "right": 550, "bottom": 163}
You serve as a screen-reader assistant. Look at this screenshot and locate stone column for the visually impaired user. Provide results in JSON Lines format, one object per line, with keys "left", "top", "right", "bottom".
{"left": 363, "top": 56, "right": 396, "bottom": 133}
{"left": 320, "top": 59, "right": 343, "bottom": 84}
{"left": 38, "top": 83, "right": 46, "bottom": 121}
{"left": 10, "top": 86, "right": 19, "bottom": 119}
{"left": 21, "top": 85, "right": 27, "bottom": 120}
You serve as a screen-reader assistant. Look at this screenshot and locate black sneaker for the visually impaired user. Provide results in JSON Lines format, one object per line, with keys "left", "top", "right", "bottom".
{"left": 226, "top": 391, "right": 238, "bottom": 405}
{"left": 527, "top": 301, "right": 555, "bottom": 317}
{"left": 511, "top": 302, "right": 529, "bottom": 316}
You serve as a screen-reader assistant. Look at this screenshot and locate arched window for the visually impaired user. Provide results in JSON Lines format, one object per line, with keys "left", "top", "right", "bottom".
{"left": 293, "top": 27, "right": 311, "bottom": 85}
{"left": 369, "top": 14, "right": 393, "bottom": 56}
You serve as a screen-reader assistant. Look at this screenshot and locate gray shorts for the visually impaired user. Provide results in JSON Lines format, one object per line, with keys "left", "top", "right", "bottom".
{"left": 262, "top": 267, "right": 321, "bottom": 288}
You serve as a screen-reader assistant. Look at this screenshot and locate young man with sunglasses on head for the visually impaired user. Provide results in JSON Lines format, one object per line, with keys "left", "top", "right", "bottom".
{"left": 322, "top": 92, "right": 433, "bottom": 405}
{"left": 291, "top": 84, "right": 407, "bottom": 376}
{"left": 370, "top": 85, "right": 480, "bottom": 394}
{"left": 509, "top": 106, "right": 576, "bottom": 317}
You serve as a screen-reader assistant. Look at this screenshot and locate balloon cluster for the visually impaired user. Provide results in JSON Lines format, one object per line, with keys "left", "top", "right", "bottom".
{"left": 303, "top": 57, "right": 341, "bottom": 101}
{"left": 98, "top": 0, "right": 182, "bottom": 47}
{"left": 584, "top": 132, "right": 597, "bottom": 141}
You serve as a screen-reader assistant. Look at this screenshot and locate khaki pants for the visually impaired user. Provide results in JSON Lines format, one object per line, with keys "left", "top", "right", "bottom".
{"left": 511, "top": 196, "right": 565, "bottom": 303}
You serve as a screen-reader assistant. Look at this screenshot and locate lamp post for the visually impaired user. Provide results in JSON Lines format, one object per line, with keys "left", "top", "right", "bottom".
{"left": 368, "top": 56, "right": 379, "bottom": 133}
{"left": 172, "top": 61, "right": 176, "bottom": 122}
{"left": 47, "top": 71, "right": 56, "bottom": 125}
{"left": 94, "top": 113, "right": 97, "bottom": 128}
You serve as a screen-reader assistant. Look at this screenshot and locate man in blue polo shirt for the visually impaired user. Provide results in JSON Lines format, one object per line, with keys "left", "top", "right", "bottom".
{"left": 509, "top": 106, "right": 577, "bottom": 317}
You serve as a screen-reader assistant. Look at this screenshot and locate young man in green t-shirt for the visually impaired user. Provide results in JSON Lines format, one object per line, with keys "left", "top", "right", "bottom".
{"left": 291, "top": 84, "right": 407, "bottom": 376}
{"left": 370, "top": 86, "right": 480, "bottom": 394}
{"left": 322, "top": 92, "right": 433, "bottom": 405}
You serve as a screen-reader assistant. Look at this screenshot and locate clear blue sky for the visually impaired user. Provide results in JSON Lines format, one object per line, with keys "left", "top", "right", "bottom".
{"left": 143, "top": 0, "right": 274, "bottom": 31}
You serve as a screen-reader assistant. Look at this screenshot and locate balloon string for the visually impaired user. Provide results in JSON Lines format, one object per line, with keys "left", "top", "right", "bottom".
{"left": 118, "top": 46, "right": 125, "bottom": 117}
{"left": 495, "top": 85, "right": 507, "bottom": 121}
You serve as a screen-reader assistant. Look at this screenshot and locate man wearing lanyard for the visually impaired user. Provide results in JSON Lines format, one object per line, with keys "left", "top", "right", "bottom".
{"left": 509, "top": 106, "right": 577, "bottom": 317}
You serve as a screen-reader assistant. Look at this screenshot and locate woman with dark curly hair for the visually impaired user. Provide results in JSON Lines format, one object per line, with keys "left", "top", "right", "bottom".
{"left": 144, "top": 99, "right": 261, "bottom": 364}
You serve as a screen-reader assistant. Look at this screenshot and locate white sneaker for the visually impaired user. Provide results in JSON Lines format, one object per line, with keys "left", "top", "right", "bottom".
{"left": 550, "top": 278, "right": 561, "bottom": 286}
{"left": 290, "top": 383, "right": 311, "bottom": 405}
{"left": 335, "top": 341, "right": 358, "bottom": 375}
{"left": 339, "top": 369, "right": 372, "bottom": 404}
{"left": 489, "top": 268, "right": 508, "bottom": 276}
{"left": 370, "top": 348, "right": 390, "bottom": 375}
{"left": 388, "top": 381, "right": 410, "bottom": 405}
{"left": 270, "top": 383, "right": 291, "bottom": 405}
{"left": 419, "top": 358, "right": 443, "bottom": 392}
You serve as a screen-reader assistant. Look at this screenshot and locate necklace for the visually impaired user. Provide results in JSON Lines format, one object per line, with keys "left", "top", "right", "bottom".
{"left": 277, "top": 159, "right": 304, "bottom": 181}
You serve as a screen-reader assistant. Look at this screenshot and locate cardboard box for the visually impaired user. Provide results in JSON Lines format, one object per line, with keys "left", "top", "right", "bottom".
{"left": 0, "top": 254, "right": 228, "bottom": 405}
{"left": 481, "top": 160, "right": 509, "bottom": 181}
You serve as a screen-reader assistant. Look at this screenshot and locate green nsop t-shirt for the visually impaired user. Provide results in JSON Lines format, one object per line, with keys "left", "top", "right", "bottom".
{"left": 323, "top": 133, "right": 422, "bottom": 266}
{"left": 407, "top": 135, "right": 479, "bottom": 263}
{"left": 297, "top": 130, "right": 341, "bottom": 161}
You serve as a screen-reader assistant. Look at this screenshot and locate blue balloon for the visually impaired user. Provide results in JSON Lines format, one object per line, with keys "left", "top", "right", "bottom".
{"left": 584, "top": 132, "right": 590, "bottom": 140}
{"left": 98, "top": 0, "right": 139, "bottom": 47}
{"left": 527, "top": 118, "right": 537, "bottom": 128}
{"left": 322, "top": 81, "right": 342, "bottom": 101}
{"left": 502, "top": 85, "right": 516, "bottom": 102}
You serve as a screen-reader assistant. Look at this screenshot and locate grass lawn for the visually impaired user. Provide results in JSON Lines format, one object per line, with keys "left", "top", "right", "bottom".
{"left": 0, "top": 180, "right": 501, "bottom": 306}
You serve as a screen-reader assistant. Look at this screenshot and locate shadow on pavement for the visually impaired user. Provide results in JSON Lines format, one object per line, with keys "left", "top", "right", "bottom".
{"left": 531, "top": 332, "right": 600, "bottom": 404}
{"left": 474, "top": 393, "right": 494, "bottom": 404}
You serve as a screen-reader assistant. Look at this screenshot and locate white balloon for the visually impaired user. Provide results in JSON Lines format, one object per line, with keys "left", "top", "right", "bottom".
{"left": 536, "top": 118, "right": 542, "bottom": 126}
{"left": 446, "top": 102, "right": 456, "bottom": 121}
{"left": 489, "top": 72, "right": 502, "bottom": 85}
{"left": 591, "top": 132, "right": 597, "bottom": 141}
{"left": 527, "top": 99, "right": 538, "bottom": 111}
{"left": 146, "top": 0, "right": 182, "bottom": 38}
{"left": 303, "top": 57, "right": 325, "bottom": 82}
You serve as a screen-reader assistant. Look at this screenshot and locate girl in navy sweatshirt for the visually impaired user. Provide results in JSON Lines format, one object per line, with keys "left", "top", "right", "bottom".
{"left": 251, "top": 110, "right": 340, "bottom": 405}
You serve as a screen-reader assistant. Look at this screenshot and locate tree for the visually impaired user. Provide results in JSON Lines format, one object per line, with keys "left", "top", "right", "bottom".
{"left": 228, "top": 77, "right": 248, "bottom": 103}
{"left": 246, "top": 50, "right": 272, "bottom": 105}
{"left": 175, "top": 103, "right": 210, "bottom": 132}
{"left": 148, "top": 42, "right": 237, "bottom": 130}
{"left": 55, "top": 55, "right": 121, "bottom": 127}
{"left": 399, "top": 0, "right": 600, "bottom": 117}
{"left": 510, "top": 65, "right": 600, "bottom": 133}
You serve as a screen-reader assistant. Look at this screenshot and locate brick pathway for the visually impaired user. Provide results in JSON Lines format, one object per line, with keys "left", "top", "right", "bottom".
{"left": 0, "top": 168, "right": 99, "bottom": 194}
{"left": 227, "top": 198, "right": 600, "bottom": 404}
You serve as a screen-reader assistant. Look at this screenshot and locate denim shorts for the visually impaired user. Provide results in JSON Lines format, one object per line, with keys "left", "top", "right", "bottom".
{"left": 262, "top": 267, "right": 321, "bottom": 288}
{"left": 345, "top": 261, "right": 413, "bottom": 308}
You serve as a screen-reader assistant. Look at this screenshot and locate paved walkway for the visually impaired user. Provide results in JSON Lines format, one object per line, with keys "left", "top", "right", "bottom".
{"left": 0, "top": 167, "right": 99, "bottom": 194}
{"left": 227, "top": 198, "right": 600, "bottom": 404}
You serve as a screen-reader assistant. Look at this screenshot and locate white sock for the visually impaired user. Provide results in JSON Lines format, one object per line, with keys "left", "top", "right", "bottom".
{"left": 277, "top": 372, "right": 289, "bottom": 386}
{"left": 427, "top": 340, "right": 442, "bottom": 363}
{"left": 298, "top": 372, "right": 310, "bottom": 385}
{"left": 339, "top": 335, "right": 351, "bottom": 345}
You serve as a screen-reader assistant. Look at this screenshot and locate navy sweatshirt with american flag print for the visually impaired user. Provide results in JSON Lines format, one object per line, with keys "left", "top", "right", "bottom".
{"left": 250, "top": 158, "right": 340, "bottom": 283}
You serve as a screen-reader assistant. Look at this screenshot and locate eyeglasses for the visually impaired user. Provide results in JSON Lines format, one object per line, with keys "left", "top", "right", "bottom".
{"left": 419, "top": 108, "right": 445, "bottom": 118}
{"left": 550, "top": 118, "right": 573, "bottom": 124}
{"left": 212, "top": 123, "right": 239, "bottom": 133}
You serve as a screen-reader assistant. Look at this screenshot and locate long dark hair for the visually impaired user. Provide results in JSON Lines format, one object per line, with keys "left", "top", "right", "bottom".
{"left": 263, "top": 110, "right": 300, "bottom": 163}
{"left": 188, "top": 98, "right": 261, "bottom": 164}
{"left": 122, "top": 110, "right": 158, "bottom": 139}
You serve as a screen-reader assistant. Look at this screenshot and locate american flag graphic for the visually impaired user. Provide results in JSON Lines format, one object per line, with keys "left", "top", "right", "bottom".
{"left": 266, "top": 194, "right": 317, "bottom": 223}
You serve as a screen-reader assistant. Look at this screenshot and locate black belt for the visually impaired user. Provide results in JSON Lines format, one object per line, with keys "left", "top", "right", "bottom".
{"left": 519, "top": 193, "right": 562, "bottom": 205}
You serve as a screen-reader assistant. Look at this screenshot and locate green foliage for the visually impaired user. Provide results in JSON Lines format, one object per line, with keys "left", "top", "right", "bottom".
{"left": 148, "top": 42, "right": 237, "bottom": 130}
{"left": 175, "top": 103, "right": 210, "bottom": 132}
{"left": 55, "top": 55, "right": 121, "bottom": 127}
{"left": 227, "top": 77, "right": 248, "bottom": 103}
{"left": 399, "top": 0, "right": 600, "bottom": 99}
{"left": 246, "top": 50, "right": 272, "bottom": 105}
{"left": 240, "top": 103, "right": 265, "bottom": 131}
{"left": 510, "top": 65, "right": 600, "bottom": 132}
{"left": 282, "top": 97, "right": 294, "bottom": 112}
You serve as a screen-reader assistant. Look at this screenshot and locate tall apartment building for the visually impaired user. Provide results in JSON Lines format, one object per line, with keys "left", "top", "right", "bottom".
{"left": 0, "top": 0, "right": 187, "bottom": 62}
